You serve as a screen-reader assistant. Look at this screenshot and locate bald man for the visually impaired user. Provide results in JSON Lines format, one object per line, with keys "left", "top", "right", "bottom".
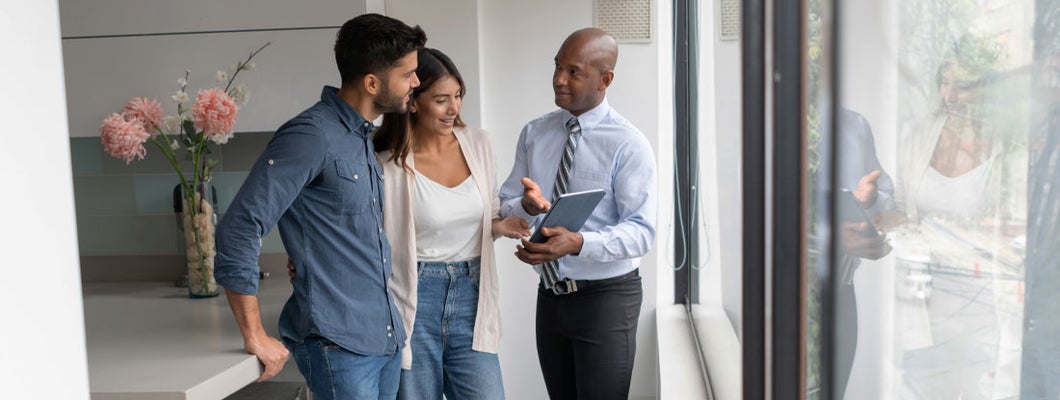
{"left": 499, "top": 28, "right": 657, "bottom": 399}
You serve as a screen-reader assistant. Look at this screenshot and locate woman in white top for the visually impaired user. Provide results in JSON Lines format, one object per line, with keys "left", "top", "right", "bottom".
{"left": 372, "top": 48, "right": 528, "bottom": 399}
{"left": 895, "top": 59, "right": 1026, "bottom": 399}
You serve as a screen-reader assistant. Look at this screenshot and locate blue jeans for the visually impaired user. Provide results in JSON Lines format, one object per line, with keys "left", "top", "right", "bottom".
{"left": 286, "top": 335, "right": 402, "bottom": 400}
{"left": 398, "top": 258, "right": 505, "bottom": 400}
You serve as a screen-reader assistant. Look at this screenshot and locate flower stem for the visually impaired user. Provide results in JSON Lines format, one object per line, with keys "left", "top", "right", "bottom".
{"left": 224, "top": 41, "right": 270, "bottom": 93}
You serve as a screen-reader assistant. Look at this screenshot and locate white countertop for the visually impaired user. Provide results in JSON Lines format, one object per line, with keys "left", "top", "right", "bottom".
{"left": 83, "top": 279, "right": 294, "bottom": 400}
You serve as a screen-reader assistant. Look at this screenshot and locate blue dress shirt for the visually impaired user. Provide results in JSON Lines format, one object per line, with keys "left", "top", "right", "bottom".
{"left": 215, "top": 86, "right": 403, "bottom": 356}
{"left": 500, "top": 99, "right": 657, "bottom": 280}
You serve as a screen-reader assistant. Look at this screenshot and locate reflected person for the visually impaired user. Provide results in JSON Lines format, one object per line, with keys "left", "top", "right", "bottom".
{"left": 895, "top": 57, "right": 1025, "bottom": 399}
{"left": 824, "top": 109, "right": 895, "bottom": 398}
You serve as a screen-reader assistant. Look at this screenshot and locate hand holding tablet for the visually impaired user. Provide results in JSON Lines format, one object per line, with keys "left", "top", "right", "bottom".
{"left": 528, "top": 189, "right": 606, "bottom": 243}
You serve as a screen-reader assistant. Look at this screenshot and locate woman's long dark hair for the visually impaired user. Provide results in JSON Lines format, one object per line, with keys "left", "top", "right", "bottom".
{"left": 373, "top": 48, "right": 467, "bottom": 170}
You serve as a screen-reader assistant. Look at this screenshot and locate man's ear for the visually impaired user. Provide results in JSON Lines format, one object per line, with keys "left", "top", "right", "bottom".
{"left": 599, "top": 70, "right": 614, "bottom": 90}
{"left": 364, "top": 73, "right": 381, "bottom": 96}
{"left": 409, "top": 101, "right": 418, "bottom": 113}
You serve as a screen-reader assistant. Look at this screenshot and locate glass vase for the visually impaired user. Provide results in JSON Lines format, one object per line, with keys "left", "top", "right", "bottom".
{"left": 181, "top": 182, "right": 219, "bottom": 298}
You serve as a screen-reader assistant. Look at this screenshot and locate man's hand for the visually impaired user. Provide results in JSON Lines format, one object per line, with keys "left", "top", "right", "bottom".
{"left": 244, "top": 334, "right": 290, "bottom": 382}
{"left": 520, "top": 177, "right": 552, "bottom": 216}
{"left": 853, "top": 170, "right": 882, "bottom": 208}
{"left": 224, "top": 290, "right": 290, "bottom": 382}
{"left": 839, "top": 221, "right": 891, "bottom": 260}
{"left": 493, "top": 216, "right": 532, "bottom": 239}
{"left": 515, "top": 226, "right": 583, "bottom": 264}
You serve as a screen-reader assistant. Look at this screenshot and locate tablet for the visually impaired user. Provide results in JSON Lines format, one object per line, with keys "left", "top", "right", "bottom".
{"left": 528, "top": 189, "right": 607, "bottom": 243}
{"left": 838, "top": 188, "right": 879, "bottom": 237}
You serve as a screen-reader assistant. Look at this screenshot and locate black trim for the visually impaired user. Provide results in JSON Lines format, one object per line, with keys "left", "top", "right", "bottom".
{"left": 62, "top": 26, "right": 340, "bottom": 40}
{"left": 773, "top": 0, "right": 806, "bottom": 398}
{"left": 742, "top": 0, "right": 767, "bottom": 398}
{"left": 822, "top": 0, "right": 841, "bottom": 397}
{"left": 673, "top": 0, "right": 700, "bottom": 304}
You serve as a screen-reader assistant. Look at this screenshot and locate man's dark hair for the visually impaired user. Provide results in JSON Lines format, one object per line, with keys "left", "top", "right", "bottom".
{"left": 334, "top": 13, "right": 427, "bottom": 86}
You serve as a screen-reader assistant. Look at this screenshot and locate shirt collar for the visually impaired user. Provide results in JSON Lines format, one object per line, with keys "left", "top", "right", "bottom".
{"left": 565, "top": 98, "right": 610, "bottom": 133}
{"left": 321, "top": 86, "right": 373, "bottom": 136}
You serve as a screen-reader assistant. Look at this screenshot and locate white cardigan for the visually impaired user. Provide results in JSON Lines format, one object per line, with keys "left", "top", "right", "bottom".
{"left": 378, "top": 126, "right": 503, "bottom": 369}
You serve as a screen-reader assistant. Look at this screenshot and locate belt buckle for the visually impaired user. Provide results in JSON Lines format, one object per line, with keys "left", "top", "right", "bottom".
{"left": 551, "top": 278, "right": 579, "bottom": 295}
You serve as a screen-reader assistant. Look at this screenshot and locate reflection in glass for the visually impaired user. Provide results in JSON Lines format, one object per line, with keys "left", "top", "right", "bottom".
{"left": 809, "top": 0, "right": 1059, "bottom": 398}
{"left": 890, "top": 2, "right": 1032, "bottom": 398}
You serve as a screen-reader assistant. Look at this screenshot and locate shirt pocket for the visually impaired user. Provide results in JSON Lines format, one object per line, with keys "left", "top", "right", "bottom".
{"left": 335, "top": 159, "right": 370, "bottom": 215}
{"left": 570, "top": 169, "right": 611, "bottom": 192}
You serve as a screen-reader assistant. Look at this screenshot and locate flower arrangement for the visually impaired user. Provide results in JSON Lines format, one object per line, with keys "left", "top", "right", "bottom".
{"left": 99, "top": 42, "right": 269, "bottom": 297}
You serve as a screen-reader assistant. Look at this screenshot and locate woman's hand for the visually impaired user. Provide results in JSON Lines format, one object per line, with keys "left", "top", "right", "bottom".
{"left": 492, "top": 216, "right": 531, "bottom": 239}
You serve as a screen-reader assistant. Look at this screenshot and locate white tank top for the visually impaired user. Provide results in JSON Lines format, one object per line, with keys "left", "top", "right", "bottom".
{"left": 412, "top": 170, "right": 484, "bottom": 262}
{"left": 916, "top": 157, "right": 994, "bottom": 218}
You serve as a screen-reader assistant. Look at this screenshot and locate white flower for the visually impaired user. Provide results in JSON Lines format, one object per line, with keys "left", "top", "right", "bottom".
{"left": 228, "top": 64, "right": 237, "bottom": 73}
{"left": 208, "top": 132, "right": 234, "bottom": 145}
{"left": 244, "top": 61, "right": 255, "bottom": 70}
{"left": 230, "top": 84, "right": 249, "bottom": 106}
{"left": 162, "top": 115, "right": 182, "bottom": 134}
{"left": 216, "top": 70, "right": 228, "bottom": 83}
{"left": 171, "top": 90, "right": 189, "bottom": 104}
{"left": 170, "top": 139, "right": 181, "bottom": 151}
{"left": 177, "top": 77, "right": 187, "bottom": 87}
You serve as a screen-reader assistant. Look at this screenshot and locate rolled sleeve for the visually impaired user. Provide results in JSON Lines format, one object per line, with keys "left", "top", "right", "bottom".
{"left": 215, "top": 121, "right": 326, "bottom": 294}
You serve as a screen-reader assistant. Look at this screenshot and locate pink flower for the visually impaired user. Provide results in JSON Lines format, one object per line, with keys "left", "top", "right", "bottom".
{"left": 99, "top": 113, "right": 150, "bottom": 164}
{"left": 192, "top": 88, "right": 239, "bottom": 144}
{"left": 121, "top": 97, "right": 165, "bottom": 134}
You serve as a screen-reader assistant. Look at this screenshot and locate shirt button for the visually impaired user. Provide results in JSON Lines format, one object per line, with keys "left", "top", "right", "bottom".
{"left": 386, "top": 325, "right": 393, "bottom": 330}
{"left": 387, "top": 333, "right": 393, "bottom": 337}
{"left": 267, "top": 159, "right": 274, "bottom": 165}
{"left": 383, "top": 259, "right": 388, "bottom": 264}
{"left": 353, "top": 174, "right": 359, "bottom": 180}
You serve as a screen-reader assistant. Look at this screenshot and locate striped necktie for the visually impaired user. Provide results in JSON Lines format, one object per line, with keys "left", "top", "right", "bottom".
{"left": 541, "top": 116, "right": 581, "bottom": 293}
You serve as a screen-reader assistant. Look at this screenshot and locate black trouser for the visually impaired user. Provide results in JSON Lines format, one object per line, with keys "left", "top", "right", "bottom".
{"left": 835, "top": 281, "right": 858, "bottom": 399}
{"left": 535, "top": 270, "right": 642, "bottom": 400}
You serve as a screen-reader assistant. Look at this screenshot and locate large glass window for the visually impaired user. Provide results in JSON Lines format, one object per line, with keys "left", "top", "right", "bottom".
{"left": 806, "top": 0, "right": 1060, "bottom": 398}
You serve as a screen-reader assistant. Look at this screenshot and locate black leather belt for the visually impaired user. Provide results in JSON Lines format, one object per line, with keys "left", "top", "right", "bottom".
{"left": 546, "top": 269, "right": 639, "bottom": 295}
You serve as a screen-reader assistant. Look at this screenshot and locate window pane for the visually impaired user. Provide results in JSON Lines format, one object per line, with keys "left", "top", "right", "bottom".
{"left": 829, "top": 0, "right": 1057, "bottom": 398}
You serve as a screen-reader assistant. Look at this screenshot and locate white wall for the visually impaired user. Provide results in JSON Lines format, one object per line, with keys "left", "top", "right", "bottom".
{"left": 0, "top": 1, "right": 89, "bottom": 398}
{"left": 384, "top": 0, "right": 482, "bottom": 127}
{"left": 480, "top": 1, "right": 665, "bottom": 399}
{"left": 60, "top": 0, "right": 366, "bottom": 137}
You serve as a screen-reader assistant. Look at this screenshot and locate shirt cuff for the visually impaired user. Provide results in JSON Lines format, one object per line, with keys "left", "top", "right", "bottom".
{"left": 575, "top": 231, "right": 604, "bottom": 260}
{"left": 507, "top": 197, "right": 539, "bottom": 222}
{"left": 215, "top": 268, "right": 260, "bottom": 295}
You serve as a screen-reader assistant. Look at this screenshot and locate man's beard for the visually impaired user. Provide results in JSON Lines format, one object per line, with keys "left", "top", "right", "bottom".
{"left": 374, "top": 78, "right": 409, "bottom": 114}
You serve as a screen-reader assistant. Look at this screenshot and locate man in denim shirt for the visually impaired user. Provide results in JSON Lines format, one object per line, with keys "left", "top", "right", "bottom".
{"left": 214, "top": 14, "right": 425, "bottom": 399}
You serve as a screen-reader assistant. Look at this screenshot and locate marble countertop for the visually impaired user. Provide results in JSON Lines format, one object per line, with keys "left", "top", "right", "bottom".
{"left": 83, "top": 279, "right": 294, "bottom": 400}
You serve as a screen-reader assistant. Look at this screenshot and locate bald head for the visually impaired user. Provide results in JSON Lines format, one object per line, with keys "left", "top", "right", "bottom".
{"left": 560, "top": 28, "right": 619, "bottom": 73}
{"left": 553, "top": 28, "right": 618, "bottom": 115}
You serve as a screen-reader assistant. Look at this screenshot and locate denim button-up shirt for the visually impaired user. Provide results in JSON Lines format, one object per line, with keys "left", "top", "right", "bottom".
{"left": 215, "top": 86, "right": 403, "bottom": 356}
